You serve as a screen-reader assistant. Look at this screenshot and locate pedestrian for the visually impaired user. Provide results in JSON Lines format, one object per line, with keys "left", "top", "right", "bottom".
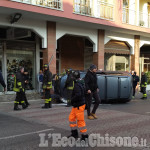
{"left": 42, "top": 64, "right": 52, "bottom": 109}
{"left": 53, "top": 74, "right": 61, "bottom": 103}
{"left": 0, "top": 71, "right": 6, "bottom": 92}
{"left": 132, "top": 71, "right": 139, "bottom": 98}
{"left": 38, "top": 70, "right": 43, "bottom": 96}
{"left": 68, "top": 71, "right": 88, "bottom": 141}
{"left": 84, "top": 64, "right": 100, "bottom": 120}
{"left": 140, "top": 72, "right": 147, "bottom": 99}
{"left": 13, "top": 67, "right": 27, "bottom": 111}
{"left": 64, "top": 69, "right": 74, "bottom": 107}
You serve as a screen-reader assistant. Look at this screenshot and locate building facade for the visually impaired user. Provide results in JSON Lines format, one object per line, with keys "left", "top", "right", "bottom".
{"left": 0, "top": 0, "right": 150, "bottom": 93}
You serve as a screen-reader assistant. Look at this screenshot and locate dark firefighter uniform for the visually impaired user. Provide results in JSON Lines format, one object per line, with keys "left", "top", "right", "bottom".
{"left": 13, "top": 67, "right": 27, "bottom": 110}
{"left": 68, "top": 71, "right": 88, "bottom": 141}
{"left": 141, "top": 72, "right": 147, "bottom": 99}
{"left": 64, "top": 69, "right": 74, "bottom": 107}
{"left": 42, "top": 64, "right": 52, "bottom": 108}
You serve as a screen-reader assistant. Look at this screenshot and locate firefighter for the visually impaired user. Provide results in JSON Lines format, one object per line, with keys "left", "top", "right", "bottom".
{"left": 68, "top": 71, "right": 88, "bottom": 141}
{"left": 13, "top": 67, "right": 27, "bottom": 111}
{"left": 64, "top": 68, "right": 74, "bottom": 107}
{"left": 140, "top": 72, "right": 147, "bottom": 99}
{"left": 53, "top": 74, "right": 61, "bottom": 103}
{"left": 42, "top": 64, "right": 52, "bottom": 108}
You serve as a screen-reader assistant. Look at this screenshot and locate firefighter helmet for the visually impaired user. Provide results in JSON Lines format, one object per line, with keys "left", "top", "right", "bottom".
{"left": 43, "top": 64, "right": 48, "bottom": 68}
{"left": 66, "top": 68, "right": 72, "bottom": 73}
{"left": 73, "top": 71, "right": 80, "bottom": 79}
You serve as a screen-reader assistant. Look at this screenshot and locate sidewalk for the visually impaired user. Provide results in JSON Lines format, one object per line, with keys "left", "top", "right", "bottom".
{"left": 0, "top": 90, "right": 150, "bottom": 103}
{"left": 0, "top": 92, "right": 41, "bottom": 102}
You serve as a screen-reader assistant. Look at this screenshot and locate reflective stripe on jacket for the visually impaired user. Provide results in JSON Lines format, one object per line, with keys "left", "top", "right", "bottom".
{"left": 43, "top": 70, "right": 52, "bottom": 89}
{"left": 13, "top": 71, "right": 25, "bottom": 92}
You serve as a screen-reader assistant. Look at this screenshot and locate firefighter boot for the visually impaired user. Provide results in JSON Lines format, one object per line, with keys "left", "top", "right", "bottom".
{"left": 14, "top": 103, "right": 21, "bottom": 111}
{"left": 49, "top": 101, "right": 52, "bottom": 108}
{"left": 141, "top": 97, "right": 147, "bottom": 99}
{"left": 68, "top": 129, "right": 79, "bottom": 139}
{"left": 42, "top": 103, "right": 49, "bottom": 109}
{"left": 22, "top": 103, "right": 27, "bottom": 109}
{"left": 25, "top": 100, "right": 30, "bottom": 107}
{"left": 81, "top": 134, "right": 88, "bottom": 141}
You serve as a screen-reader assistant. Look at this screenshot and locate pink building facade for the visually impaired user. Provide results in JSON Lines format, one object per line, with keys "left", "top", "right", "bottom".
{"left": 0, "top": 0, "right": 150, "bottom": 92}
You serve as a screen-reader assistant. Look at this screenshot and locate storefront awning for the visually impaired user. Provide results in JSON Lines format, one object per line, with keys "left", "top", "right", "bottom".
{"left": 105, "top": 49, "right": 130, "bottom": 55}
{"left": 105, "top": 40, "right": 130, "bottom": 55}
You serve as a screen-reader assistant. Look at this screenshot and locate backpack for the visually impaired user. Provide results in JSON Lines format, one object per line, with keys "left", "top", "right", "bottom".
{"left": 77, "top": 79, "right": 86, "bottom": 99}
{"left": 134, "top": 76, "right": 139, "bottom": 82}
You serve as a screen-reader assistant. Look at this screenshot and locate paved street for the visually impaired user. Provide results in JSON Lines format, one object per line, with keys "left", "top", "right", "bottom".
{"left": 0, "top": 92, "right": 150, "bottom": 150}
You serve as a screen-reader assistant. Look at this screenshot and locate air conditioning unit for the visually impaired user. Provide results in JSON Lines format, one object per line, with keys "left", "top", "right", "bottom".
{"left": 139, "top": 20, "right": 144, "bottom": 26}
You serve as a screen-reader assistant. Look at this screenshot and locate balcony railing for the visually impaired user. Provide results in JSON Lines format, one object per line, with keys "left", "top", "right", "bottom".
{"left": 11, "top": 0, "right": 63, "bottom": 10}
{"left": 97, "top": 1, "right": 114, "bottom": 20}
{"left": 122, "top": 8, "right": 136, "bottom": 25}
{"left": 73, "top": 0, "right": 92, "bottom": 16}
{"left": 139, "top": 11, "right": 150, "bottom": 28}
{"left": 122, "top": 8, "right": 150, "bottom": 28}
{"left": 73, "top": 0, "right": 114, "bottom": 21}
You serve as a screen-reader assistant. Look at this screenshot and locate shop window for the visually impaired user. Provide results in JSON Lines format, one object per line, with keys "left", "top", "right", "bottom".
{"left": 115, "top": 63, "right": 125, "bottom": 71}
{"left": 40, "top": 50, "right": 43, "bottom": 71}
{"left": 7, "top": 49, "right": 35, "bottom": 91}
{"left": 40, "top": 59, "right": 43, "bottom": 71}
{"left": 144, "top": 64, "right": 148, "bottom": 72}
{"left": 56, "top": 59, "right": 59, "bottom": 73}
{"left": 105, "top": 54, "right": 129, "bottom": 71}
{"left": 40, "top": 52, "right": 43, "bottom": 58}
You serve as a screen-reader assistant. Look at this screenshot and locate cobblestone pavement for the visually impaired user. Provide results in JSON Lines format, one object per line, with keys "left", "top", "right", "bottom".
{"left": 0, "top": 97, "right": 150, "bottom": 150}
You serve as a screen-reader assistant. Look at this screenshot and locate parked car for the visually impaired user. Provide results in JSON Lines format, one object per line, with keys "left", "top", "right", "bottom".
{"left": 60, "top": 71, "right": 133, "bottom": 103}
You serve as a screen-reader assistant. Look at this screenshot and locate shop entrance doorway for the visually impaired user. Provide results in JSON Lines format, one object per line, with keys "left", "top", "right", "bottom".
{"left": 57, "top": 35, "right": 93, "bottom": 73}
{"left": 0, "top": 26, "right": 38, "bottom": 93}
{"left": 140, "top": 45, "right": 150, "bottom": 85}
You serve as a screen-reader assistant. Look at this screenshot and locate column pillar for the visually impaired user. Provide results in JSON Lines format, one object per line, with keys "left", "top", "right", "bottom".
{"left": 131, "top": 35, "right": 140, "bottom": 75}
{"left": 43, "top": 21, "right": 56, "bottom": 74}
{"left": 93, "top": 29, "right": 105, "bottom": 70}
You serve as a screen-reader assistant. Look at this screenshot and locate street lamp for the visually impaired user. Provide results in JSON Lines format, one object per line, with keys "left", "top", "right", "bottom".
{"left": 10, "top": 13, "right": 22, "bottom": 24}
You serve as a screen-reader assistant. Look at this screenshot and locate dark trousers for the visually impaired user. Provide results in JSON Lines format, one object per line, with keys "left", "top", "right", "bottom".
{"left": 23, "top": 92, "right": 29, "bottom": 105}
{"left": 15, "top": 91, "right": 26, "bottom": 104}
{"left": 133, "top": 85, "right": 136, "bottom": 96}
{"left": 45, "top": 89, "right": 51, "bottom": 99}
{"left": 141, "top": 87, "right": 147, "bottom": 97}
{"left": 66, "top": 89, "right": 73, "bottom": 105}
{"left": 85, "top": 91, "right": 101, "bottom": 116}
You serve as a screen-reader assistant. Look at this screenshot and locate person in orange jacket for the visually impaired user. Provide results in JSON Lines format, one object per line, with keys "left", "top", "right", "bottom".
{"left": 68, "top": 71, "right": 88, "bottom": 141}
